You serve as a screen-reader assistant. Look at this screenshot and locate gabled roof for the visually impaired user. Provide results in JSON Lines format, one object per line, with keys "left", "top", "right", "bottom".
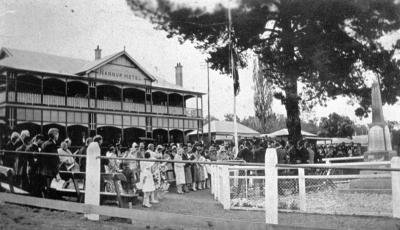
{"left": 262, "top": 128, "right": 316, "bottom": 138}
{"left": 152, "top": 77, "right": 203, "bottom": 94}
{"left": 188, "top": 121, "right": 260, "bottom": 136}
{"left": 0, "top": 47, "right": 89, "bottom": 76}
{"left": 76, "top": 50, "right": 156, "bottom": 81}
{"left": 0, "top": 47, "right": 202, "bottom": 94}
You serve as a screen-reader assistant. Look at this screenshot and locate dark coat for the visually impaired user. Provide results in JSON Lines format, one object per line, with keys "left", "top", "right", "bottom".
{"left": 3, "top": 140, "right": 21, "bottom": 169}
{"left": 237, "top": 148, "right": 253, "bottom": 163}
{"left": 38, "top": 139, "right": 60, "bottom": 177}
{"left": 26, "top": 143, "right": 40, "bottom": 175}
{"left": 15, "top": 142, "right": 30, "bottom": 176}
{"left": 254, "top": 147, "right": 267, "bottom": 163}
{"left": 78, "top": 146, "right": 87, "bottom": 172}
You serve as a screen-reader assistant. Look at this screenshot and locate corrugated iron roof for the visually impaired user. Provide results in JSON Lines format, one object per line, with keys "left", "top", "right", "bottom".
{"left": 0, "top": 47, "right": 89, "bottom": 76}
{"left": 188, "top": 121, "right": 260, "bottom": 136}
{"left": 0, "top": 47, "right": 203, "bottom": 94}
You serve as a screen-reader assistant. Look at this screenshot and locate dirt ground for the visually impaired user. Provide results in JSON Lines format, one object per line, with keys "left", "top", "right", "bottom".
{"left": 1, "top": 189, "right": 400, "bottom": 230}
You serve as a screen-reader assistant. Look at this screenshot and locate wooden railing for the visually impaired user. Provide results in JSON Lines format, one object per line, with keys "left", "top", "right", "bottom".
{"left": 43, "top": 94, "right": 65, "bottom": 106}
{"left": 67, "top": 97, "right": 88, "bottom": 108}
{"left": 97, "top": 99, "right": 121, "bottom": 110}
{"left": 146, "top": 104, "right": 151, "bottom": 113}
{"left": 0, "top": 91, "right": 6, "bottom": 103}
{"left": 152, "top": 104, "right": 167, "bottom": 114}
{"left": 7, "top": 91, "right": 15, "bottom": 102}
{"left": 169, "top": 106, "right": 184, "bottom": 115}
{"left": 4, "top": 91, "right": 202, "bottom": 117}
{"left": 185, "top": 108, "right": 202, "bottom": 118}
{"left": 122, "top": 102, "right": 145, "bottom": 112}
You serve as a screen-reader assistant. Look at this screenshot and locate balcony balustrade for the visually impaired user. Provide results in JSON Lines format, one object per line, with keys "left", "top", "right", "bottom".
{"left": 7, "top": 91, "right": 15, "bottom": 102}
{"left": 67, "top": 97, "right": 88, "bottom": 108}
{"left": 169, "top": 106, "right": 184, "bottom": 115}
{"left": 0, "top": 91, "right": 6, "bottom": 103}
{"left": 17, "top": 92, "right": 41, "bottom": 104}
{"left": 43, "top": 95, "right": 65, "bottom": 106}
{"left": 123, "top": 102, "right": 145, "bottom": 112}
{"left": 97, "top": 99, "right": 122, "bottom": 111}
{"left": 3, "top": 91, "right": 202, "bottom": 118}
{"left": 185, "top": 108, "right": 202, "bottom": 118}
{"left": 152, "top": 104, "right": 167, "bottom": 114}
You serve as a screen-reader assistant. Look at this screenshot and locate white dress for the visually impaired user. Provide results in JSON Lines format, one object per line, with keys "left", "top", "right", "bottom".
{"left": 140, "top": 161, "right": 155, "bottom": 192}
{"left": 174, "top": 154, "right": 186, "bottom": 185}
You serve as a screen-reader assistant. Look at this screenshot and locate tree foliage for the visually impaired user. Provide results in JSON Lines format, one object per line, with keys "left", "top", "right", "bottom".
{"left": 126, "top": 0, "right": 400, "bottom": 144}
{"left": 241, "top": 114, "right": 287, "bottom": 133}
{"left": 319, "top": 113, "right": 355, "bottom": 138}
{"left": 204, "top": 115, "right": 219, "bottom": 124}
{"left": 223, "top": 113, "right": 240, "bottom": 122}
{"left": 253, "top": 56, "right": 275, "bottom": 133}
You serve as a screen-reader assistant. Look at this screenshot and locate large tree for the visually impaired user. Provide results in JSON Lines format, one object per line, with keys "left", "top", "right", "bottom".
{"left": 319, "top": 113, "right": 355, "bottom": 138}
{"left": 126, "top": 0, "right": 400, "bottom": 145}
{"left": 253, "top": 56, "right": 275, "bottom": 133}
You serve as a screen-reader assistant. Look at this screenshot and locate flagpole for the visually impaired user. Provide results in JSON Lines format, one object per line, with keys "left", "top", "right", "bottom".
{"left": 207, "top": 61, "right": 212, "bottom": 144}
{"left": 228, "top": 0, "right": 239, "bottom": 156}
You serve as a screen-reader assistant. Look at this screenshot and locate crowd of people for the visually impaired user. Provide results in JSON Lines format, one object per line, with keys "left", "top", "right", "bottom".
{"left": 0, "top": 129, "right": 364, "bottom": 207}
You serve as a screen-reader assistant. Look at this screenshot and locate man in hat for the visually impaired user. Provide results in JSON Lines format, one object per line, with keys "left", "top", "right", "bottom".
{"left": 3, "top": 131, "right": 21, "bottom": 168}
{"left": 15, "top": 130, "right": 31, "bottom": 188}
{"left": 39, "top": 128, "right": 61, "bottom": 198}
{"left": 26, "top": 134, "right": 45, "bottom": 196}
{"left": 236, "top": 141, "right": 253, "bottom": 163}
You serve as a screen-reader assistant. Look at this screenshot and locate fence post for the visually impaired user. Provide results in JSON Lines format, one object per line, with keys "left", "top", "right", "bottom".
{"left": 222, "top": 165, "right": 230, "bottom": 210}
{"left": 215, "top": 166, "right": 221, "bottom": 201}
{"left": 298, "top": 168, "right": 306, "bottom": 212}
{"left": 84, "top": 142, "right": 101, "bottom": 221}
{"left": 265, "top": 148, "right": 278, "bottom": 225}
{"left": 391, "top": 157, "right": 400, "bottom": 218}
{"left": 210, "top": 165, "right": 215, "bottom": 195}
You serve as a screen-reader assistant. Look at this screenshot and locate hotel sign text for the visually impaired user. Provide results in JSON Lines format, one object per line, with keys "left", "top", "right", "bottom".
{"left": 97, "top": 64, "right": 149, "bottom": 84}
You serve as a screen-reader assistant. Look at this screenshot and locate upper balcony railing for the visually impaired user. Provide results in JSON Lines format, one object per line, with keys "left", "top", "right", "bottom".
{"left": 123, "top": 102, "right": 145, "bottom": 113}
{"left": 152, "top": 104, "right": 167, "bottom": 114}
{"left": 67, "top": 97, "right": 88, "bottom": 108}
{"left": 3, "top": 91, "right": 202, "bottom": 118}
{"left": 0, "top": 91, "right": 6, "bottom": 104}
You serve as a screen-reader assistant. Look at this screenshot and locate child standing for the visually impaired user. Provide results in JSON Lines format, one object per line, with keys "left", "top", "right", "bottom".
{"left": 140, "top": 152, "right": 156, "bottom": 208}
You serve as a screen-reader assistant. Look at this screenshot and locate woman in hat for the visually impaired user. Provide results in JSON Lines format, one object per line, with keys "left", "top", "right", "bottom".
{"left": 173, "top": 147, "right": 185, "bottom": 194}
{"left": 140, "top": 152, "right": 156, "bottom": 207}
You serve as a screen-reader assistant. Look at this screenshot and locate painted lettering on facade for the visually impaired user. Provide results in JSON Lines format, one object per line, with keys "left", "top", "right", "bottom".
{"left": 97, "top": 64, "right": 148, "bottom": 84}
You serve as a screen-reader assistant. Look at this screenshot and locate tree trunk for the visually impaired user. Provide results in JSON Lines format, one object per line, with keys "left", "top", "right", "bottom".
{"left": 280, "top": 5, "right": 302, "bottom": 147}
{"left": 285, "top": 84, "right": 302, "bottom": 146}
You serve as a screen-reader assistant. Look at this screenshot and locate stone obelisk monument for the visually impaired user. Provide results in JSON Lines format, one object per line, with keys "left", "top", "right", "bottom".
{"left": 364, "top": 76, "right": 396, "bottom": 161}
{"left": 350, "top": 76, "right": 396, "bottom": 192}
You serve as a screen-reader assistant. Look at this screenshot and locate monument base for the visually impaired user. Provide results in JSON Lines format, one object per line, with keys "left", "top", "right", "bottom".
{"left": 347, "top": 150, "right": 396, "bottom": 193}
{"left": 363, "top": 150, "right": 397, "bottom": 162}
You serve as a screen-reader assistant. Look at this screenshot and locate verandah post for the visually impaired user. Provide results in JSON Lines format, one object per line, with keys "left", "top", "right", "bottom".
{"left": 391, "top": 157, "right": 400, "bottom": 218}
{"left": 265, "top": 148, "right": 278, "bottom": 225}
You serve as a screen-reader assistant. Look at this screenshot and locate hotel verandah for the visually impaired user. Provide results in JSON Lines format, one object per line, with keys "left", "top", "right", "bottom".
{"left": 0, "top": 46, "right": 204, "bottom": 147}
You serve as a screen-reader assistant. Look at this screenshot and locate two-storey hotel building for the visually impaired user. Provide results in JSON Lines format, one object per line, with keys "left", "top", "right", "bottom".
{"left": 0, "top": 46, "right": 204, "bottom": 147}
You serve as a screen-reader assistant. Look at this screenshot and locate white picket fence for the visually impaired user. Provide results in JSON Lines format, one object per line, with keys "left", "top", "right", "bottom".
{"left": 209, "top": 150, "right": 400, "bottom": 225}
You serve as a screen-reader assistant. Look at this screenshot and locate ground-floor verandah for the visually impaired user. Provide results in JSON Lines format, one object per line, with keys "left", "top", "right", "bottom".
{"left": 0, "top": 122, "right": 197, "bottom": 148}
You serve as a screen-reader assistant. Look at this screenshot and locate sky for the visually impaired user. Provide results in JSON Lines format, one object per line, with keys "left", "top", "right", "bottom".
{"left": 1, "top": 0, "right": 400, "bottom": 126}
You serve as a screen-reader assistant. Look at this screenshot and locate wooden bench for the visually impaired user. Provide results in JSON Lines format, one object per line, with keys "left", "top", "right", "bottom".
{"left": 56, "top": 171, "right": 137, "bottom": 208}
{"left": 0, "top": 165, "right": 29, "bottom": 195}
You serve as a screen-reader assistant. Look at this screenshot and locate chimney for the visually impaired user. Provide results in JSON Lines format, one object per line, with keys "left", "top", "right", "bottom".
{"left": 175, "top": 62, "right": 183, "bottom": 86}
{"left": 94, "top": 45, "right": 102, "bottom": 60}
